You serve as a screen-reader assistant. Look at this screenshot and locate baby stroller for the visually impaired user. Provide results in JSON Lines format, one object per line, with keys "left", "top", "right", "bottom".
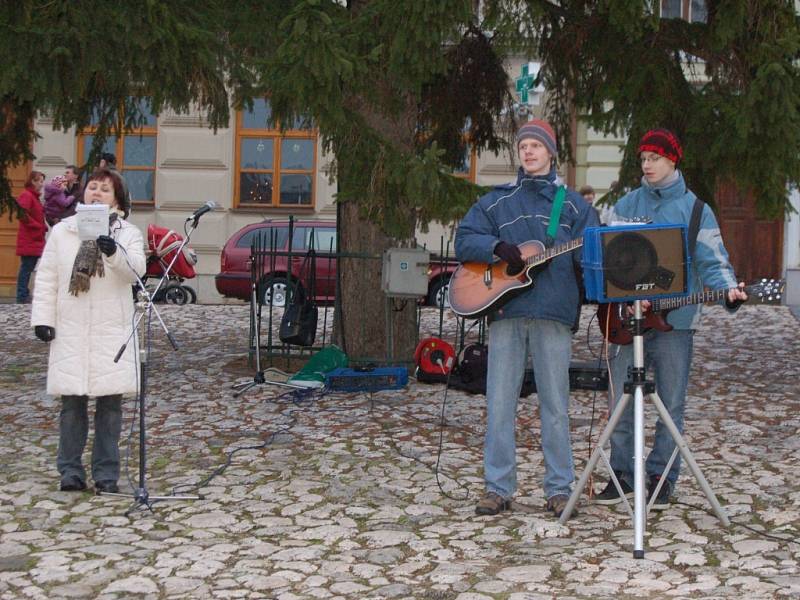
{"left": 143, "top": 224, "right": 198, "bottom": 304}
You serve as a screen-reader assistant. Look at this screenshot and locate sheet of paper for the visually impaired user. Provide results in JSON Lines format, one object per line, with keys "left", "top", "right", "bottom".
{"left": 75, "top": 203, "right": 109, "bottom": 241}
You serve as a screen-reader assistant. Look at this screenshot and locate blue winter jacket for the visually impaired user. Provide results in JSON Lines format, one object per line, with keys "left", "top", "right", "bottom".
{"left": 454, "top": 167, "right": 599, "bottom": 326}
{"left": 610, "top": 171, "right": 738, "bottom": 329}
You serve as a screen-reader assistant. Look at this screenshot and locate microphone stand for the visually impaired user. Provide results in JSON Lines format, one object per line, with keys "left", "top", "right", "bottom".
{"left": 100, "top": 215, "right": 207, "bottom": 514}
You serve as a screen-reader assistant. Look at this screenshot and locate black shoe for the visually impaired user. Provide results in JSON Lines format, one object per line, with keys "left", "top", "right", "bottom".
{"left": 59, "top": 476, "right": 87, "bottom": 492}
{"left": 475, "top": 492, "right": 512, "bottom": 516}
{"left": 594, "top": 474, "right": 633, "bottom": 505}
{"left": 648, "top": 475, "right": 671, "bottom": 511}
{"left": 94, "top": 480, "right": 119, "bottom": 494}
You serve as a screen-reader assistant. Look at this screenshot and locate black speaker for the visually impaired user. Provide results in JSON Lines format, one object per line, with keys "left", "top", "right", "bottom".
{"left": 583, "top": 224, "right": 689, "bottom": 302}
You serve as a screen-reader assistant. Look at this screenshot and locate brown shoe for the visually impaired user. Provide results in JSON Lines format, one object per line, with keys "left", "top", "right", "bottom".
{"left": 545, "top": 494, "right": 578, "bottom": 519}
{"left": 475, "top": 491, "right": 512, "bottom": 516}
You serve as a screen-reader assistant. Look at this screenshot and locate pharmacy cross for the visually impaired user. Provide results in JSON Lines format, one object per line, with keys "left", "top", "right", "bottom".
{"left": 515, "top": 63, "right": 537, "bottom": 104}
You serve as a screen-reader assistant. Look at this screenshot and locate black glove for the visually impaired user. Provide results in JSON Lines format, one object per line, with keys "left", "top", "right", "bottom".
{"left": 725, "top": 296, "right": 745, "bottom": 310}
{"left": 494, "top": 241, "right": 525, "bottom": 273}
{"left": 96, "top": 235, "right": 117, "bottom": 256}
{"left": 34, "top": 325, "right": 55, "bottom": 342}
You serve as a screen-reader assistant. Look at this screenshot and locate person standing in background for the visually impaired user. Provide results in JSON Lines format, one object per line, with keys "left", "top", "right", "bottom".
{"left": 579, "top": 185, "right": 596, "bottom": 205}
{"left": 14, "top": 170, "right": 46, "bottom": 303}
{"left": 64, "top": 164, "right": 83, "bottom": 205}
{"left": 43, "top": 175, "right": 79, "bottom": 227}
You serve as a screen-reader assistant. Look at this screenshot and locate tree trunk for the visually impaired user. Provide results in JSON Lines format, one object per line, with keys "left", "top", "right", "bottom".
{"left": 335, "top": 199, "right": 418, "bottom": 366}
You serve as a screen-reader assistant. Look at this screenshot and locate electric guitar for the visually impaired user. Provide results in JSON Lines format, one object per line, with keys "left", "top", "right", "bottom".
{"left": 448, "top": 238, "right": 583, "bottom": 318}
{"left": 597, "top": 278, "right": 785, "bottom": 345}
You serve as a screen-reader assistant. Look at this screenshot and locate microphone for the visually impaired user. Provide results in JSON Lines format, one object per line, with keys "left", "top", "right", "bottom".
{"left": 186, "top": 201, "right": 217, "bottom": 222}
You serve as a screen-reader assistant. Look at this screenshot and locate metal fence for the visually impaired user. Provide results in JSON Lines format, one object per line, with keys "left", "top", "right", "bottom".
{"left": 245, "top": 218, "right": 485, "bottom": 370}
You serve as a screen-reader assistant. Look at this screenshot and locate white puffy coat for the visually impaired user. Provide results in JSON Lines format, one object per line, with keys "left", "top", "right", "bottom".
{"left": 31, "top": 216, "right": 146, "bottom": 397}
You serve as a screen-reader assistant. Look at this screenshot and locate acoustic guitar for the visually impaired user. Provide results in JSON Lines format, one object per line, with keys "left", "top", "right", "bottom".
{"left": 448, "top": 238, "right": 583, "bottom": 318}
{"left": 597, "top": 278, "right": 785, "bottom": 345}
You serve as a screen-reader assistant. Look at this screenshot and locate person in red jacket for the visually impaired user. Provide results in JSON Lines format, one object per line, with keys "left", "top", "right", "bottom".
{"left": 15, "top": 170, "right": 46, "bottom": 303}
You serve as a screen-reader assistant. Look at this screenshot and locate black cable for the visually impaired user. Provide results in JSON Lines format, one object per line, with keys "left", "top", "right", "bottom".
{"left": 432, "top": 368, "right": 471, "bottom": 501}
{"left": 673, "top": 500, "right": 800, "bottom": 548}
{"left": 164, "top": 387, "right": 311, "bottom": 498}
{"left": 164, "top": 387, "right": 365, "bottom": 498}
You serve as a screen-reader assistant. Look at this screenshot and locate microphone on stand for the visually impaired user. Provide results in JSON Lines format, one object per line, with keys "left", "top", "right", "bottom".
{"left": 186, "top": 201, "right": 217, "bottom": 223}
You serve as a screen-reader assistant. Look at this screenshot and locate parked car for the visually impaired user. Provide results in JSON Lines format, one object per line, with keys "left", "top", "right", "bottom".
{"left": 215, "top": 219, "right": 457, "bottom": 307}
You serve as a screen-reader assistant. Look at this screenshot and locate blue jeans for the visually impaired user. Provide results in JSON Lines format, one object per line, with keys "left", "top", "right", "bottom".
{"left": 608, "top": 329, "right": 694, "bottom": 491}
{"left": 16, "top": 255, "right": 38, "bottom": 303}
{"left": 57, "top": 395, "right": 123, "bottom": 484}
{"left": 484, "top": 318, "right": 574, "bottom": 500}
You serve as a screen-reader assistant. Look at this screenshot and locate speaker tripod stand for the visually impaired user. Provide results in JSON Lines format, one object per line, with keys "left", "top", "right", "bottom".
{"left": 559, "top": 300, "right": 729, "bottom": 558}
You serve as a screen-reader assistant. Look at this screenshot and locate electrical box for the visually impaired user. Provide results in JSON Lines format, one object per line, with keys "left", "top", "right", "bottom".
{"left": 381, "top": 248, "right": 430, "bottom": 298}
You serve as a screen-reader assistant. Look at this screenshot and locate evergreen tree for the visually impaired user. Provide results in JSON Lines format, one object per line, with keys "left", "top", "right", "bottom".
{"left": 1, "top": 0, "right": 512, "bottom": 362}
{"left": 244, "top": 0, "right": 511, "bottom": 361}
{"left": 0, "top": 1, "right": 229, "bottom": 213}
{"left": 485, "top": 0, "right": 800, "bottom": 216}
{"left": 4, "top": 0, "right": 799, "bottom": 361}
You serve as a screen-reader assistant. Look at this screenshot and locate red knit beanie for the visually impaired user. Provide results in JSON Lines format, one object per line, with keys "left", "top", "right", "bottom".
{"left": 638, "top": 128, "right": 683, "bottom": 165}
{"left": 516, "top": 119, "right": 557, "bottom": 156}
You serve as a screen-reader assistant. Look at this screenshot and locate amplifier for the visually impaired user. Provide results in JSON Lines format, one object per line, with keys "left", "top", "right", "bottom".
{"left": 325, "top": 367, "right": 408, "bottom": 392}
{"left": 525, "top": 361, "right": 609, "bottom": 392}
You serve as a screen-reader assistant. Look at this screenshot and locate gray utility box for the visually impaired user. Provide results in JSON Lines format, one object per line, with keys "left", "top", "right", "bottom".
{"left": 381, "top": 248, "right": 430, "bottom": 298}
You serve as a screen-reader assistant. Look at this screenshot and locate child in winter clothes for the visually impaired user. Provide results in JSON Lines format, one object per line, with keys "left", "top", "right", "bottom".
{"left": 44, "top": 175, "right": 78, "bottom": 227}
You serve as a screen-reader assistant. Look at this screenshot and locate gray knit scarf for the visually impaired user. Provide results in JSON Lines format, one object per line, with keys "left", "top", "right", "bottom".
{"left": 68, "top": 213, "right": 119, "bottom": 296}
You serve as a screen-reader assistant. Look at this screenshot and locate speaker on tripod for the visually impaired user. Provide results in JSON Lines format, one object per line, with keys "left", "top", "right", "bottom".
{"left": 582, "top": 224, "right": 689, "bottom": 302}
{"left": 562, "top": 224, "right": 729, "bottom": 559}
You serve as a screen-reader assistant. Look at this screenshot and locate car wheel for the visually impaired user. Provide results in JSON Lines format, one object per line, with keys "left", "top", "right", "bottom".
{"left": 427, "top": 277, "right": 451, "bottom": 308}
{"left": 164, "top": 283, "right": 190, "bottom": 305}
{"left": 258, "top": 277, "right": 302, "bottom": 307}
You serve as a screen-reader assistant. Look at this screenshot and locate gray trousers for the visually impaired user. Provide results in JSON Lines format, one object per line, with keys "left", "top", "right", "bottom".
{"left": 57, "top": 395, "right": 123, "bottom": 484}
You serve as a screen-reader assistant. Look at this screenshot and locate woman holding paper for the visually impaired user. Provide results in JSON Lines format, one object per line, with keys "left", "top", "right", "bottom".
{"left": 31, "top": 168, "right": 146, "bottom": 494}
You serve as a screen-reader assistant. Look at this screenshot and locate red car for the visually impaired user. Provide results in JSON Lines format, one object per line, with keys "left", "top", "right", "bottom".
{"left": 215, "top": 219, "right": 456, "bottom": 307}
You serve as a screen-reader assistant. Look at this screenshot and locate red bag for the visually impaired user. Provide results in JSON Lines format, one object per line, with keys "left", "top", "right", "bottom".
{"left": 145, "top": 224, "right": 197, "bottom": 279}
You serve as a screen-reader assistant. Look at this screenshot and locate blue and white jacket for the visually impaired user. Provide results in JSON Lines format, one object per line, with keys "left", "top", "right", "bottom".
{"left": 610, "top": 171, "right": 738, "bottom": 329}
{"left": 454, "top": 167, "right": 599, "bottom": 326}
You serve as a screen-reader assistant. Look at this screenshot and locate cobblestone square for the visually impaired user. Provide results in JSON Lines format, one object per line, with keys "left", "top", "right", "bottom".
{"left": 1, "top": 303, "right": 798, "bottom": 599}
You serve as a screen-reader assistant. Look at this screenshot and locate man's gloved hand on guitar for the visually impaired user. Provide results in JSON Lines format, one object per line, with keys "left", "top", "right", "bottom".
{"left": 725, "top": 282, "right": 748, "bottom": 309}
{"left": 494, "top": 241, "right": 525, "bottom": 274}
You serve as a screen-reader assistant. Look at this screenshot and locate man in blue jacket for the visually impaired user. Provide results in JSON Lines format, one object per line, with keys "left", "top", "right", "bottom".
{"left": 595, "top": 128, "right": 747, "bottom": 510}
{"left": 455, "top": 119, "right": 598, "bottom": 518}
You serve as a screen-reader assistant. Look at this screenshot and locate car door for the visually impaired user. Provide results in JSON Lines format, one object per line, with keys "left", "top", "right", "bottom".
{"left": 314, "top": 227, "right": 337, "bottom": 301}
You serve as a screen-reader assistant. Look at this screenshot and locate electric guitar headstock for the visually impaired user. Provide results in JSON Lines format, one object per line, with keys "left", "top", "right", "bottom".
{"left": 746, "top": 278, "right": 785, "bottom": 305}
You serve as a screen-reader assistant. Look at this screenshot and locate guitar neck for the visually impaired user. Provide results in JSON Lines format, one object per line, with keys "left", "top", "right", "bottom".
{"left": 652, "top": 289, "right": 725, "bottom": 311}
{"left": 527, "top": 237, "right": 584, "bottom": 266}
{"left": 652, "top": 284, "right": 766, "bottom": 311}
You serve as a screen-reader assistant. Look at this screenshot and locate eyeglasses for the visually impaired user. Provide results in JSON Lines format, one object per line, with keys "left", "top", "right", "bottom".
{"left": 640, "top": 155, "right": 662, "bottom": 165}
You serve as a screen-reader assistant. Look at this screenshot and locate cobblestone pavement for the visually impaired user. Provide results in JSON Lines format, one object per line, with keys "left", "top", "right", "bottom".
{"left": 1, "top": 302, "right": 799, "bottom": 600}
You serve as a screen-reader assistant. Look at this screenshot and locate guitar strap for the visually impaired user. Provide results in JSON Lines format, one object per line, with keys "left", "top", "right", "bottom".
{"left": 545, "top": 185, "right": 566, "bottom": 248}
{"left": 688, "top": 198, "right": 705, "bottom": 258}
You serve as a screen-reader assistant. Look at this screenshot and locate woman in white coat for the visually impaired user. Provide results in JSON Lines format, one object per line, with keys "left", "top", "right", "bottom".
{"left": 31, "top": 168, "right": 145, "bottom": 493}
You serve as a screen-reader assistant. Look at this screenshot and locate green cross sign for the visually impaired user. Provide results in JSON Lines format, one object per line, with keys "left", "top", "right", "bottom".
{"left": 515, "top": 62, "right": 542, "bottom": 105}
{"left": 516, "top": 64, "right": 534, "bottom": 103}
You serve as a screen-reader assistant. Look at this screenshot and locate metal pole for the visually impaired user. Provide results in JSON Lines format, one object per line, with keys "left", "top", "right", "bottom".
{"left": 631, "top": 300, "right": 646, "bottom": 559}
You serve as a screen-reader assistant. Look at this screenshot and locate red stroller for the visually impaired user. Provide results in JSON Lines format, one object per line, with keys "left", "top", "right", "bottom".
{"left": 143, "top": 224, "right": 199, "bottom": 304}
